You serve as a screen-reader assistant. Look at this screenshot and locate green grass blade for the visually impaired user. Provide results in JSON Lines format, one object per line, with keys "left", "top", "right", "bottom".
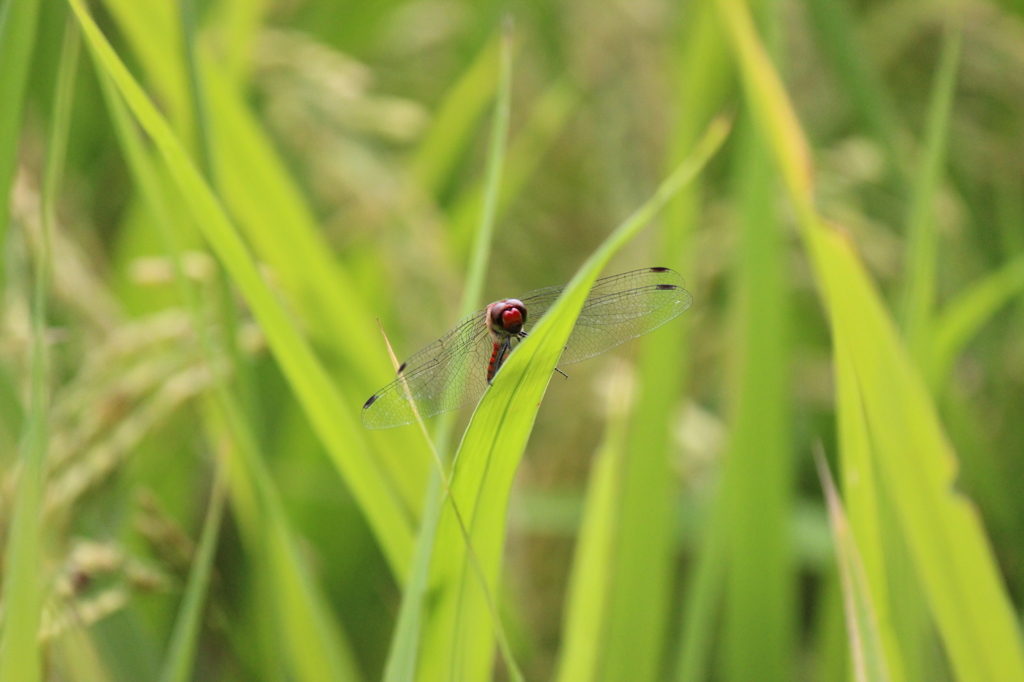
{"left": 383, "top": 473, "right": 443, "bottom": 682}
{"left": 712, "top": 0, "right": 1024, "bottom": 675}
{"left": 197, "top": 56, "right": 384, "bottom": 374}
{"left": 803, "top": 0, "right": 906, "bottom": 178}
{"left": 101, "top": 0, "right": 399, "bottom": 402}
{"left": 198, "top": 42, "right": 430, "bottom": 516}
{"left": 178, "top": 0, "right": 211, "bottom": 178}
{"left": 0, "top": 0, "right": 42, "bottom": 277}
{"left": 206, "top": 0, "right": 265, "bottom": 82}
{"left": 197, "top": 42, "right": 429, "bottom": 516}
{"left": 665, "top": 1, "right": 732, "bottom": 677}
{"left": 97, "top": 6, "right": 425, "bottom": 622}
{"left": 411, "top": 34, "right": 501, "bottom": 195}
{"left": 927, "top": 255, "right": 1024, "bottom": 389}
{"left": 720, "top": 116, "right": 794, "bottom": 682}
{"left": 447, "top": 76, "right": 581, "bottom": 258}
{"left": 815, "top": 448, "right": 893, "bottom": 682}
{"left": 157, "top": 463, "right": 227, "bottom": 682}
{"left": 219, "top": 398, "right": 365, "bottom": 682}
{"left": 96, "top": 42, "right": 363, "bottom": 682}
{"left": 0, "top": 18, "right": 77, "bottom": 681}
{"left": 813, "top": 568, "right": 851, "bottom": 682}
{"left": 419, "top": 116, "right": 730, "bottom": 682}
{"left": 99, "top": 0, "right": 193, "bottom": 140}
{"left": 713, "top": 0, "right": 815, "bottom": 217}
{"left": 68, "top": 0, "right": 414, "bottom": 578}
{"left": 384, "top": 24, "right": 519, "bottom": 681}
{"left": 673, "top": 486, "right": 727, "bottom": 682}
{"left": 822, "top": 228, "right": 1024, "bottom": 681}
{"left": 553, "top": 368, "right": 631, "bottom": 682}
{"left": 600, "top": 1, "right": 733, "bottom": 672}
{"left": 898, "top": 28, "right": 962, "bottom": 362}
{"left": 835, "top": 333, "right": 907, "bottom": 682}
{"left": 460, "top": 18, "right": 512, "bottom": 322}
{"left": 597, "top": 361, "right": 678, "bottom": 682}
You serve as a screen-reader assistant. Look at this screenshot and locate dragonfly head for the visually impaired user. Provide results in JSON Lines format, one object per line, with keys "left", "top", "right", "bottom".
{"left": 488, "top": 299, "right": 527, "bottom": 336}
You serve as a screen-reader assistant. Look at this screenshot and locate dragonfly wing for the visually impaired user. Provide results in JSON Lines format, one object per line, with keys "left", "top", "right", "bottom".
{"left": 361, "top": 311, "right": 493, "bottom": 429}
{"left": 560, "top": 281, "right": 691, "bottom": 365}
{"left": 362, "top": 268, "right": 690, "bottom": 427}
{"left": 517, "top": 283, "right": 565, "bottom": 323}
{"left": 519, "top": 267, "right": 691, "bottom": 365}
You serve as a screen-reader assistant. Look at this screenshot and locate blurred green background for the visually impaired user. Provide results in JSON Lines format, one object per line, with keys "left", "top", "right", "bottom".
{"left": 2, "top": 0, "right": 1024, "bottom": 680}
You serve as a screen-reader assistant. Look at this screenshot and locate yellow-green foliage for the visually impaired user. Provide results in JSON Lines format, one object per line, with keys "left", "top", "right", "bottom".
{"left": 1, "top": 1, "right": 1023, "bottom": 681}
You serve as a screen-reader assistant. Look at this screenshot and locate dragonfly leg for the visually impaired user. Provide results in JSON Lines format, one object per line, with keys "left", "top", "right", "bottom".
{"left": 519, "top": 330, "right": 568, "bottom": 379}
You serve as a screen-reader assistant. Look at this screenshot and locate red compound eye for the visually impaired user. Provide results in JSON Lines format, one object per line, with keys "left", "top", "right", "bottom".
{"left": 503, "top": 308, "right": 523, "bottom": 327}
{"left": 495, "top": 300, "right": 526, "bottom": 334}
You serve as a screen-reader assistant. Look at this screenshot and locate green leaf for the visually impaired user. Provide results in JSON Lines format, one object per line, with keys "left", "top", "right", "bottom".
{"left": 714, "top": 0, "right": 1024, "bottom": 677}
{"left": 0, "top": 17, "right": 77, "bottom": 682}
{"left": 95, "top": 36, "right": 363, "bottom": 682}
{"left": 899, "top": 28, "right": 962, "bottom": 362}
{"left": 815, "top": 448, "right": 893, "bottom": 682}
{"left": 411, "top": 33, "right": 502, "bottom": 196}
{"left": 553, "top": 368, "right": 631, "bottom": 682}
{"left": 803, "top": 0, "right": 905, "bottom": 179}
{"left": 219, "top": 400, "right": 364, "bottom": 682}
{"left": 673, "top": 485, "right": 728, "bottom": 682}
{"left": 0, "top": 0, "right": 42, "bottom": 267}
{"left": 446, "top": 76, "right": 581, "bottom": 259}
{"left": 419, "top": 116, "right": 730, "bottom": 682}
{"left": 197, "top": 52, "right": 429, "bottom": 515}
{"left": 719, "top": 116, "right": 794, "bottom": 682}
{"left": 460, "top": 19, "right": 514, "bottom": 335}
{"left": 665, "top": 2, "right": 733, "bottom": 678}
{"left": 818, "top": 227, "right": 1024, "bottom": 682}
{"left": 99, "top": 0, "right": 193, "bottom": 140}
{"left": 383, "top": 473, "right": 444, "bottom": 682}
{"left": 100, "top": 0, "right": 430, "bottom": 518}
{"left": 385, "top": 24, "right": 520, "bottom": 681}
{"left": 834, "top": 334, "right": 907, "bottom": 682}
{"left": 157, "top": 464, "right": 227, "bottom": 682}
{"left": 68, "top": 0, "right": 415, "bottom": 578}
{"left": 927, "top": 255, "right": 1024, "bottom": 389}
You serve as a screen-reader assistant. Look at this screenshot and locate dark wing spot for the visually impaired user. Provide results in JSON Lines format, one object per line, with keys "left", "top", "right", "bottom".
{"left": 397, "top": 361, "right": 407, "bottom": 373}
{"left": 650, "top": 266, "right": 670, "bottom": 273}
{"left": 656, "top": 283, "right": 678, "bottom": 290}
{"left": 363, "top": 394, "right": 379, "bottom": 409}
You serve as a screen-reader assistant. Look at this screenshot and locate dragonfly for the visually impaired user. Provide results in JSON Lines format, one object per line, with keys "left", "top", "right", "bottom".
{"left": 361, "top": 267, "right": 692, "bottom": 429}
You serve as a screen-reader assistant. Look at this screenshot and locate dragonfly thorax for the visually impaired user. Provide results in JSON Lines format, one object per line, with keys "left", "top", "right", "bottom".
{"left": 487, "top": 299, "right": 527, "bottom": 336}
